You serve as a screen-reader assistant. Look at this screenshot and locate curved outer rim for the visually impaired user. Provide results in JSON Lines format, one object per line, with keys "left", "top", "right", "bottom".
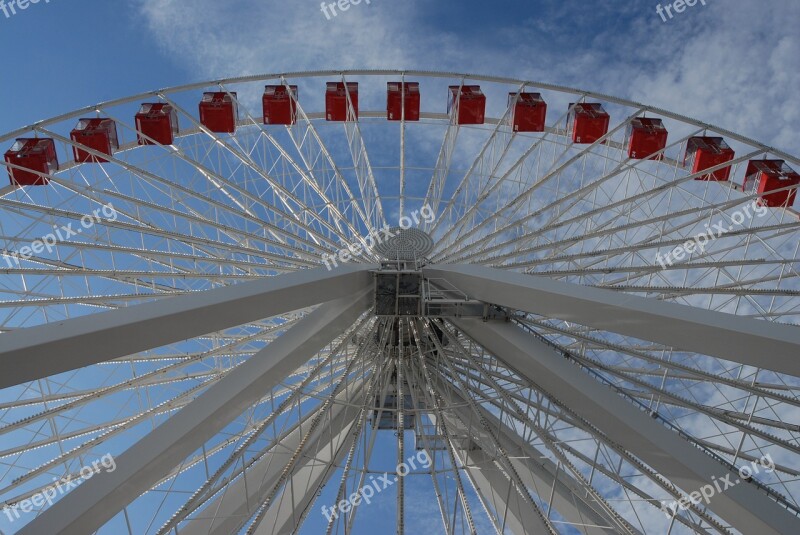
{"left": 2, "top": 71, "right": 800, "bottom": 535}
{"left": 1, "top": 69, "right": 797, "bottom": 166}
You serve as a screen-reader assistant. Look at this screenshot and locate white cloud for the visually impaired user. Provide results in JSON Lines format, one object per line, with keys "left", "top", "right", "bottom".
{"left": 135, "top": 0, "right": 799, "bottom": 154}
{"left": 626, "top": 1, "right": 800, "bottom": 154}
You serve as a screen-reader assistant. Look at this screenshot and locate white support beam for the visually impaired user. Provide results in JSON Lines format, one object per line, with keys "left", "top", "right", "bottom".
{"left": 457, "top": 444, "right": 542, "bottom": 535}
{"left": 451, "top": 317, "right": 800, "bottom": 535}
{"left": 174, "top": 413, "right": 314, "bottom": 535}
{"left": 424, "top": 264, "right": 800, "bottom": 376}
{"left": 435, "top": 390, "right": 622, "bottom": 535}
{"left": 251, "top": 389, "right": 361, "bottom": 535}
{"left": 180, "top": 380, "right": 364, "bottom": 535}
{"left": 18, "top": 288, "right": 373, "bottom": 535}
{"left": 0, "top": 264, "right": 375, "bottom": 388}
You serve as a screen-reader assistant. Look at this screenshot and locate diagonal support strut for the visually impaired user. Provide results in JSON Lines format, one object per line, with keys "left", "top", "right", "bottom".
{"left": 0, "top": 264, "right": 375, "bottom": 388}
{"left": 451, "top": 317, "right": 800, "bottom": 535}
{"left": 424, "top": 264, "right": 800, "bottom": 376}
{"left": 18, "top": 286, "right": 373, "bottom": 535}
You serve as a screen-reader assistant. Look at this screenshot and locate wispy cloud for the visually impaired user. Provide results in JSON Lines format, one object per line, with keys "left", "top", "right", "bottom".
{"left": 135, "top": 0, "right": 798, "bottom": 153}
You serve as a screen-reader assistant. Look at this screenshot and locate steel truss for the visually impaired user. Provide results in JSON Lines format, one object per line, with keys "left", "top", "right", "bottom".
{"left": 1, "top": 71, "right": 799, "bottom": 535}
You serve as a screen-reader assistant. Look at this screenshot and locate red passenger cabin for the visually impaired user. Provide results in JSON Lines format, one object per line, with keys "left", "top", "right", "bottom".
{"left": 387, "top": 82, "right": 420, "bottom": 121}
{"left": 448, "top": 85, "right": 485, "bottom": 125}
{"left": 626, "top": 118, "right": 668, "bottom": 160}
{"left": 263, "top": 85, "right": 298, "bottom": 125}
{"left": 135, "top": 103, "right": 178, "bottom": 145}
{"left": 70, "top": 119, "right": 118, "bottom": 163}
{"left": 4, "top": 138, "right": 58, "bottom": 186}
{"left": 199, "top": 92, "right": 238, "bottom": 133}
{"left": 509, "top": 92, "right": 547, "bottom": 132}
{"left": 568, "top": 103, "right": 610, "bottom": 144}
{"left": 326, "top": 82, "right": 358, "bottom": 121}
{"left": 743, "top": 160, "right": 800, "bottom": 208}
{"left": 684, "top": 136, "right": 735, "bottom": 181}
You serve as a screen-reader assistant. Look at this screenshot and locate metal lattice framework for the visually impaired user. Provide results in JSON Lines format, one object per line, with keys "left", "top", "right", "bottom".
{"left": 0, "top": 70, "right": 799, "bottom": 535}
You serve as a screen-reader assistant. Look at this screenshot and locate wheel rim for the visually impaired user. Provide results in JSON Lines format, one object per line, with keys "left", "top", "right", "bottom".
{"left": 1, "top": 70, "right": 798, "bottom": 535}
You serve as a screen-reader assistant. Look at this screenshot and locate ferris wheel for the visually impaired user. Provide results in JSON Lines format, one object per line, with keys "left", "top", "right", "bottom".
{"left": 0, "top": 70, "right": 799, "bottom": 535}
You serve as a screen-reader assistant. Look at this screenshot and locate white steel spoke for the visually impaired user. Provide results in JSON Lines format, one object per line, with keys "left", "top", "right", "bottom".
{"left": 2, "top": 71, "right": 799, "bottom": 535}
